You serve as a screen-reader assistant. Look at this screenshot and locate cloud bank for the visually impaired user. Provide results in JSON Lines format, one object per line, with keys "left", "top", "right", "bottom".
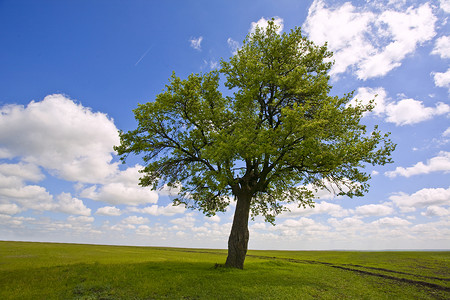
{"left": 303, "top": 0, "right": 437, "bottom": 80}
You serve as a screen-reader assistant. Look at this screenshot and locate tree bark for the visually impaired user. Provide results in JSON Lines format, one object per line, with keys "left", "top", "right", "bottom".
{"left": 225, "top": 190, "right": 252, "bottom": 269}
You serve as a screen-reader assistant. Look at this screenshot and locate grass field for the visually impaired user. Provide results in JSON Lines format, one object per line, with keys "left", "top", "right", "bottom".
{"left": 0, "top": 241, "right": 449, "bottom": 299}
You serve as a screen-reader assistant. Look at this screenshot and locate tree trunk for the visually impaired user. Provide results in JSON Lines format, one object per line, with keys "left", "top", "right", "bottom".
{"left": 225, "top": 190, "right": 252, "bottom": 269}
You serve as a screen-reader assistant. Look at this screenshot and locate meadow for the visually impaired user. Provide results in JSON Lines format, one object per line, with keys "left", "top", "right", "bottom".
{"left": 0, "top": 241, "right": 448, "bottom": 299}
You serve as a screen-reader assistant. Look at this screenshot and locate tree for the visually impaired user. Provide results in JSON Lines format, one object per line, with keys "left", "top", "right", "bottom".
{"left": 114, "top": 21, "right": 395, "bottom": 269}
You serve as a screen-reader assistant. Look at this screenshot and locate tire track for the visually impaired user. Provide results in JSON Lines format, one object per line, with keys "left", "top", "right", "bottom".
{"left": 246, "top": 254, "right": 450, "bottom": 292}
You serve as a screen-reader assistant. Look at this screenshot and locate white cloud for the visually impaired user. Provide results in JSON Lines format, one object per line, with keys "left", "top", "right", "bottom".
{"left": 444, "top": 127, "right": 450, "bottom": 137}
{"left": 96, "top": 206, "right": 122, "bottom": 216}
{"left": 371, "top": 217, "right": 411, "bottom": 227}
{"left": 0, "top": 163, "right": 44, "bottom": 183}
{"left": 67, "top": 215, "right": 94, "bottom": 223}
{"left": 357, "top": 4, "right": 436, "bottom": 78}
{"left": 135, "top": 225, "right": 152, "bottom": 235}
{"left": 80, "top": 165, "right": 158, "bottom": 206}
{"left": 0, "top": 186, "right": 90, "bottom": 215}
{"left": 0, "top": 203, "right": 22, "bottom": 215}
{"left": 276, "top": 218, "right": 330, "bottom": 237}
{"left": 328, "top": 217, "right": 364, "bottom": 229}
{"left": 128, "top": 203, "right": 185, "bottom": 216}
{"left": 0, "top": 184, "right": 54, "bottom": 211}
{"left": 282, "top": 217, "right": 329, "bottom": 231}
{"left": 283, "top": 217, "right": 315, "bottom": 228}
{"left": 304, "top": 1, "right": 437, "bottom": 80}
{"left": 227, "top": 38, "right": 240, "bottom": 55}
{"left": 170, "top": 213, "right": 196, "bottom": 228}
{"left": 202, "top": 59, "right": 218, "bottom": 70}
{"left": 250, "top": 222, "right": 266, "bottom": 230}
{"left": 205, "top": 215, "right": 221, "bottom": 223}
{"left": 82, "top": 182, "right": 157, "bottom": 206}
{"left": 110, "top": 223, "right": 135, "bottom": 232}
{"left": 0, "top": 214, "right": 34, "bottom": 227}
{"left": 433, "top": 68, "right": 450, "bottom": 91}
{"left": 390, "top": 187, "right": 450, "bottom": 212}
{"left": 303, "top": 0, "right": 375, "bottom": 78}
{"left": 385, "top": 151, "right": 450, "bottom": 178}
{"left": 0, "top": 158, "right": 90, "bottom": 216}
{"left": 0, "top": 174, "right": 24, "bottom": 190}
{"left": 158, "top": 183, "right": 182, "bottom": 197}
{"left": 0, "top": 94, "right": 119, "bottom": 184}
{"left": 55, "top": 192, "right": 91, "bottom": 216}
{"left": 350, "top": 87, "right": 450, "bottom": 125}
{"left": 385, "top": 98, "right": 449, "bottom": 126}
{"left": 355, "top": 204, "right": 394, "bottom": 216}
{"left": 122, "top": 216, "right": 149, "bottom": 225}
{"left": 431, "top": 36, "right": 450, "bottom": 59}
{"left": 281, "top": 201, "right": 350, "bottom": 218}
{"left": 250, "top": 17, "right": 284, "bottom": 34}
{"left": 189, "top": 36, "right": 203, "bottom": 51}
{"left": 440, "top": 0, "right": 450, "bottom": 13}
{"left": 422, "top": 205, "right": 450, "bottom": 217}
{"left": 350, "top": 87, "right": 388, "bottom": 116}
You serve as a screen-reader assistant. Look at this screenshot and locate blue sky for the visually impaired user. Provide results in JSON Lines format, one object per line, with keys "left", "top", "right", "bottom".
{"left": 0, "top": 0, "right": 449, "bottom": 250}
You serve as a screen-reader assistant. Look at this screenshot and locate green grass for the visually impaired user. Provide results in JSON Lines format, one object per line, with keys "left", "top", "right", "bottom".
{"left": 1, "top": 241, "right": 449, "bottom": 299}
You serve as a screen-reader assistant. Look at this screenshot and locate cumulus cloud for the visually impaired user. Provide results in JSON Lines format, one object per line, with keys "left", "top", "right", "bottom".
{"left": 122, "top": 216, "right": 149, "bottom": 225}
{"left": 281, "top": 217, "right": 330, "bottom": 233}
{"left": 55, "top": 192, "right": 91, "bottom": 216}
{"left": 170, "top": 213, "right": 196, "bottom": 228}
{"left": 189, "top": 36, "right": 203, "bottom": 50}
{"left": 67, "top": 215, "right": 94, "bottom": 223}
{"left": 328, "top": 217, "right": 364, "bottom": 229}
{"left": 0, "top": 163, "right": 44, "bottom": 183}
{"left": 0, "top": 184, "right": 54, "bottom": 211}
{"left": 440, "top": 0, "right": 450, "bottom": 13}
{"left": 349, "top": 87, "right": 388, "bottom": 116}
{"left": 0, "top": 94, "right": 160, "bottom": 216}
{"left": 250, "top": 17, "right": 284, "bottom": 34}
{"left": 96, "top": 206, "right": 122, "bottom": 216}
{"left": 371, "top": 217, "right": 411, "bottom": 227}
{"left": 385, "top": 99, "right": 450, "bottom": 126}
{"left": 281, "top": 201, "right": 350, "bottom": 218}
{"left": 0, "top": 172, "right": 92, "bottom": 216}
{"left": 350, "top": 87, "right": 450, "bottom": 125}
{"left": 80, "top": 165, "right": 158, "bottom": 206}
{"left": 389, "top": 187, "right": 450, "bottom": 212}
{"left": 0, "top": 203, "right": 22, "bottom": 215}
{"left": 431, "top": 36, "right": 450, "bottom": 59}
{"left": 385, "top": 151, "right": 450, "bottom": 178}
{"left": 128, "top": 203, "right": 185, "bottom": 216}
{"left": 433, "top": 68, "right": 450, "bottom": 91}
{"left": 0, "top": 214, "right": 34, "bottom": 227}
{"left": 205, "top": 215, "right": 221, "bottom": 223}
{"left": 355, "top": 204, "right": 394, "bottom": 217}
{"left": 0, "top": 94, "right": 119, "bottom": 184}
{"left": 304, "top": 1, "right": 437, "bottom": 80}
{"left": 422, "top": 205, "right": 450, "bottom": 217}
{"left": 250, "top": 222, "right": 266, "bottom": 230}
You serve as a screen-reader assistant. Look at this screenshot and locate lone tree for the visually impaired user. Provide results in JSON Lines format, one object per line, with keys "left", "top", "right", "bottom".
{"left": 115, "top": 21, "right": 395, "bottom": 269}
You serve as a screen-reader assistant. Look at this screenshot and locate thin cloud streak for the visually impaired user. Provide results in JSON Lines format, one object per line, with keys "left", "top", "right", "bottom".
{"left": 135, "top": 45, "right": 153, "bottom": 66}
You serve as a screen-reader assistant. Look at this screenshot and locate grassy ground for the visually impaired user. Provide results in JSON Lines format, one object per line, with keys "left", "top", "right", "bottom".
{"left": 0, "top": 241, "right": 449, "bottom": 299}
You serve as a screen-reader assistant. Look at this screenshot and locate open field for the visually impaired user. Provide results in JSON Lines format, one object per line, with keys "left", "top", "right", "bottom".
{"left": 1, "top": 241, "right": 449, "bottom": 299}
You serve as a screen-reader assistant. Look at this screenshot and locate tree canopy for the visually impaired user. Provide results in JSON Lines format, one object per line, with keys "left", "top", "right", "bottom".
{"left": 115, "top": 21, "right": 395, "bottom": 268}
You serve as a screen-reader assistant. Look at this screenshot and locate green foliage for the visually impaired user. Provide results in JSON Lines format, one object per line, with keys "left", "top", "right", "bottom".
{"left": 1, "top": 242, "right": 449, "bottom": 299}
{"left": 115, "top": 20, "right": 395, "bottom": 223}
